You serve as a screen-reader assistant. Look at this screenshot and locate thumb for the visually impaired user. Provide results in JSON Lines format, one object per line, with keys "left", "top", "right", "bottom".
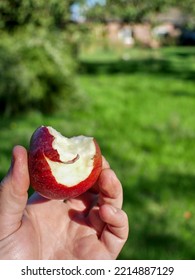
{"left": 0, "top": 145, "right": 30, "bottom": 240}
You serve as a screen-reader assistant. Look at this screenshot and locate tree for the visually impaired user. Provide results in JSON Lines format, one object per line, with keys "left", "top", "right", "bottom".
{"left": 0, "top": 0, "right": 84, "bottom": 116}
{"left": 0, "top": 0, "right": 79, "bottom": 31}
{"left": 83, "top": 0, "right": 195, "bottom": 24}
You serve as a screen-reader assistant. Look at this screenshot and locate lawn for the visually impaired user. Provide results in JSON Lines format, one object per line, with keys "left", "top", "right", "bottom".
{"left": 1, "top": 46, "right": 195, "bottom": 259}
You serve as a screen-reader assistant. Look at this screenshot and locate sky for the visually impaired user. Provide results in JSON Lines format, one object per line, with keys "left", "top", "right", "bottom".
{"left": 87, "top": 0, "right": 106, "bottom": 5}
{"left": 71, "top": 0, "right": 106, "bottom": 21}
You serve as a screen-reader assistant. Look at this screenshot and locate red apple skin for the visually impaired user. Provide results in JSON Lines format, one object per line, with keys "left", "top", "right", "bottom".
{"left": 28, "top": 126, "right": 102, "bottom": 200}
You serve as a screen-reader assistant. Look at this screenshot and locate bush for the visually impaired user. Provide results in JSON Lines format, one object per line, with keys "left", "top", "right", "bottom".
{"left": 0, "top": 29, "right": 77, "bottom": 116}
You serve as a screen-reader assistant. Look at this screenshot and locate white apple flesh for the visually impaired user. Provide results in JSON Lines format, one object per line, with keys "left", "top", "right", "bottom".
{"left": 28, "top": 126, "right": 102, "bottom": 200}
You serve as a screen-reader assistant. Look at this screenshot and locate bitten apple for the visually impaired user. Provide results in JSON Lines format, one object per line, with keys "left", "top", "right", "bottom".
{"left": 28, "top": 126, "right": 102, "bottom": 200}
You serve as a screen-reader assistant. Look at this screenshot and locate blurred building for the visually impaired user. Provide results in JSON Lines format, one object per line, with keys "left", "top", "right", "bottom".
{"left": 105, "top": 20, "right": 159, "bottom": 48}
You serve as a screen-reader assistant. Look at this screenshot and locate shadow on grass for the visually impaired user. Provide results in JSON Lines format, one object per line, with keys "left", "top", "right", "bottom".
{"left": 79, "top": 57, "right": 195, "bottom": 83}
{"left": 120, "top": 170, "right": 195, "bottom": 259}
{"left": 120, "top": 228, "right": 195, "bottom": 260}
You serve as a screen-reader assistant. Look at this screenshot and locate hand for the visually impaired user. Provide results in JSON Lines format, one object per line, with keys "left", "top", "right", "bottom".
{"left": 0, "top": 145, "right": 129, "bottom": 259}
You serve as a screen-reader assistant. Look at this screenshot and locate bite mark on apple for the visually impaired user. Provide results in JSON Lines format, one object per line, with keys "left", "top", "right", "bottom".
{"left": 61, "top": 153, "right": 80, "bottom": 164}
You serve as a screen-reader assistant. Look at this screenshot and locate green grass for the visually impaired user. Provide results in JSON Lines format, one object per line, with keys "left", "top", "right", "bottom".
{"left": 1, "top": 46, "right": 195, "bottom": 259}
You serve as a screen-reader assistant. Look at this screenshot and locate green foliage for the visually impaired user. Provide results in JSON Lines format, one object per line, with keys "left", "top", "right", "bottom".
{"left": 84, "top": 0, "right": 195, "bottom": 23}
{"left": 92, "top": 0, "right": 163, "bottom": 22}
{"left": 0, "top": 0, "right": 76, "bottom": 31}
{"left": 0, "top": 29, "right": 77, "bottom": 116}
{"left": 0, "top": 1, "right": 90, "bottom": 117}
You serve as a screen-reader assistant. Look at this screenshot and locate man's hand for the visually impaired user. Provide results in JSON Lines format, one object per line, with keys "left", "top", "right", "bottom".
{"left": 0, "top": 145, "right": 129, "bottom": 259}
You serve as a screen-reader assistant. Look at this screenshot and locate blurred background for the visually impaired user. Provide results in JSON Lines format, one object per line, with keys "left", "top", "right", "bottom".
{"left": 1, "top": 0, "right": 195, "bottom": 259}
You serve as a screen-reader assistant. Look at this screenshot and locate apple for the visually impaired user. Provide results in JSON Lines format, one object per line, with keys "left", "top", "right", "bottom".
{"left": 28, "top": 126, "right": 102, "bottom": 200}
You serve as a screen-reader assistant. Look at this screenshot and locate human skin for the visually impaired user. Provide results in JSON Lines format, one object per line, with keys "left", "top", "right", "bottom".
{"left": 0, "top": 146, "right": 129, "bottom": 259}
